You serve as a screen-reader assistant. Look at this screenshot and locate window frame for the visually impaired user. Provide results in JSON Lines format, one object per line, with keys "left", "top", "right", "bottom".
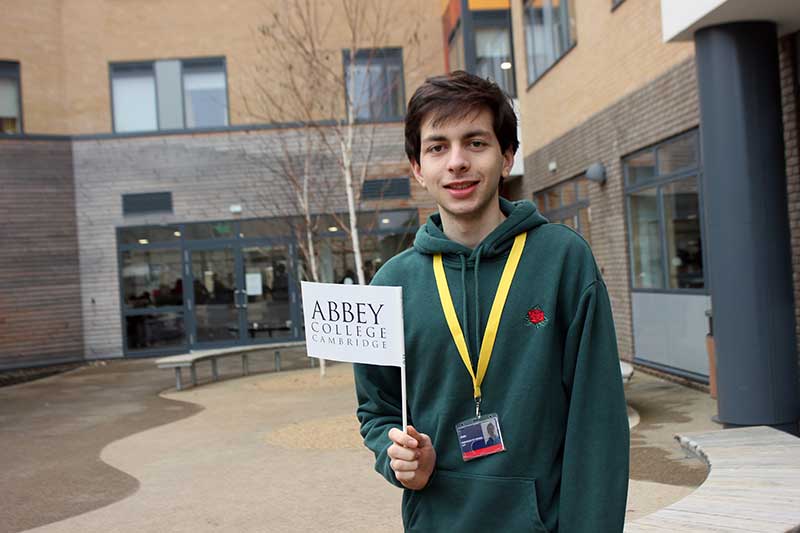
{"left": 0, "top": 61, "right": 23, "bottom": 134}
{"left": 110, "top": 57, "right": 229, "bottom": 134}
{"left": 534, "top": 175, "right": 591, "bottom": 239}
{"left": 523, "top": 0, "right": 577, "bottom": 89}
{"left": 342, "top": 47, "right": 406, "bottom": 123}
{"left": 623, "top": 130, "right": 708, "bottom": 295}
{"left": 180, "top": 57, "right": 229, "bottom": 130}
{"left": 472, "top": 9, "right": 517, "bottom": 97}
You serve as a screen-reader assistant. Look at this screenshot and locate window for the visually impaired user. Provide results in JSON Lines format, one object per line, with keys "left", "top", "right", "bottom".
{"left": 111, "top": 57, "right": 228, "bottom": 133}
{"left": 111, "top": 63, "right": 158, "bottom": 133}
{"left": 523, "top": 0, "right": 577, "bottom": 85}
{"left": 122, "top": 192, "right": 173, "bottom": 216}
{"left": 0, "top": 61, "right": 22, "bottom": 134}
{"left": 534, "top": 175, "right": 592, "bottom": 245}
{"left": 448, "top": 24, "right": 465, "bottom": 72}
{"left": 624, "top": 131, "right": 705, "bottom": 291}
{"left": 182, "top": 60, "right": 228, "bottom": 128}
{"left": 344, "top": 48, "right": 405, "bottom": 121}
{"left": 361, "top": 177, "right": 411, "bottom": 200}
{"left": 474, "top": 12, "right": 516, "bottom": 97}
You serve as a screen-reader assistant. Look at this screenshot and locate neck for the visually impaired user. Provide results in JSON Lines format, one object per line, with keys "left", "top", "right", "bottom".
{"left": 440, "top": 199, "right": 506, "bottom": 249}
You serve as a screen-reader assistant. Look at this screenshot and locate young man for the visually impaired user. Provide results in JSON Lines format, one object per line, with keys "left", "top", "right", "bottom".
{"left": 354, "top": 71, "right": 629, "bottom": 532}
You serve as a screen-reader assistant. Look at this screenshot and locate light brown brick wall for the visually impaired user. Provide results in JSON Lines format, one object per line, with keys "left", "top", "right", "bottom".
{"left": 510, "top": 0, "right": 695, "bottom": 154}
{"left": 521, "top": 59, "right": 701, "bottom": 361}
{"left": 1, "top": 0, "right": 444, "bottom": 135}
{"left": 0, "top": 1, "right": 67, "bottom": 134}
{"left": 778, "top": 34, "right": 800, "bottom": 368}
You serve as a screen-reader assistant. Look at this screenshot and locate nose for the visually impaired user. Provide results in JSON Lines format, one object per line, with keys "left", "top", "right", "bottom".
{"left": 446, "top": 145, "right": 470, "bottom": 174}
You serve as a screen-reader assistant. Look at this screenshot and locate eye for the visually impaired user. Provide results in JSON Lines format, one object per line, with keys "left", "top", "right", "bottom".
{"left": 470, "top": 140, "right": 487, "bottom": 148}
{"left": 426, "top": 144, "right": 445, "bottom": 153}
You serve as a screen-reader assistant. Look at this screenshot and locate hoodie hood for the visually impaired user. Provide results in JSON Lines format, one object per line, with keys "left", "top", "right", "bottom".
{"left": 413, "top": 197, "right": 548, "bottom": 262}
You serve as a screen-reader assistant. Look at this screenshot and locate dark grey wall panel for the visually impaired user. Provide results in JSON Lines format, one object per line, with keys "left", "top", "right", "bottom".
{"left": 0, "top": 139, "right": 84, "bottom": 368}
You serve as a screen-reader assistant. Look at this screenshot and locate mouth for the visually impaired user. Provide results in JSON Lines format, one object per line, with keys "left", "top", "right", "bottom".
{"left": 444, "top": 180, "right": 479, "bottom": 190}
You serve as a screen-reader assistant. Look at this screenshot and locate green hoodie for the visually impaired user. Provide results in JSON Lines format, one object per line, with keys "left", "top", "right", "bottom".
{"left": 354, "top": 198, "right": 629, "bottom": 532}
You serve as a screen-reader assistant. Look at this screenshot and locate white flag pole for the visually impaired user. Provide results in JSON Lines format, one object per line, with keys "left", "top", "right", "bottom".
{"left": 401, "top": 355, "right": 408, "bottom": 433}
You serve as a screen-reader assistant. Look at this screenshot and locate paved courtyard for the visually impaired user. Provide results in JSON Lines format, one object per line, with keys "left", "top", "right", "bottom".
{"left": 0, "top": 350, "right": 720, "bottom": 532}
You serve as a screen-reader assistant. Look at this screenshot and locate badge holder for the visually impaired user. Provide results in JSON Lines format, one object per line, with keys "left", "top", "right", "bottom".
{"left": 455, "top": 399, "right": 505, "bottom": 461}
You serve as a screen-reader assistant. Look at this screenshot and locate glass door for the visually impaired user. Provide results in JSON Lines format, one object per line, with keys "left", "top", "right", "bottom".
{"left": 188, "top": 245, "right": 243, "bottom": 346}
{"left": 240, "top": 245, "right": 294, "bottom": 340}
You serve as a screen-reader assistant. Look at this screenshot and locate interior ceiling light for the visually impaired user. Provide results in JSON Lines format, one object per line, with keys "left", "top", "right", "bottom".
{"left": 138, "top": 239, "right": 149, "bottom": 245}
{"left": 173, "top": 231, "right": 181, "bottom": 237}
{"left": 328, "top": 226, "right": 338, "bottom": 232}
{"left": 500, "top": 61, "right": 512, "bottom": 70}
{"left": 381, "top": 218, "right": 391, "bottom": 224}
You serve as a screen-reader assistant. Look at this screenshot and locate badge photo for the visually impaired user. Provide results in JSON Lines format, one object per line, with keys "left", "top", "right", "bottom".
{"left": 455, "top": 413, "right": 505, "bottom": 461}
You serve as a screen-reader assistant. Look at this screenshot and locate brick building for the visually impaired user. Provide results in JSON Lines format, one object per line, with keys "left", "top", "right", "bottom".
{"left": 0, "top": 0, "right": 442, "bottom": 368}
{"left": 498, "top": 0, "right": 799, "bottom": 430}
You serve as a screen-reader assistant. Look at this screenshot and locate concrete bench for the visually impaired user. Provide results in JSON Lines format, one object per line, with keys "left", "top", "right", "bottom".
{"left": 621, "top": 361, "right": 634, "bottom": 385}
{"left": 626, "top": 425, "right": 800, "bottom": 532}
{"left": 156, "top": 341, "right": 306, "bottom": 391}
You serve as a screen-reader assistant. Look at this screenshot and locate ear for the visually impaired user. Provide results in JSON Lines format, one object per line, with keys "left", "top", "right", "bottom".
{"left": 410, "top": 159, "right": 426, "bottom": 188}
{"left": 501, "top": 148, "right": 515, "bottom": 178}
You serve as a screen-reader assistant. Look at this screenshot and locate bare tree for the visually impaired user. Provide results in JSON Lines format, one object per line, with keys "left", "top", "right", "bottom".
{"left": 243, "top": 0, "right": 424, "bottom": 285}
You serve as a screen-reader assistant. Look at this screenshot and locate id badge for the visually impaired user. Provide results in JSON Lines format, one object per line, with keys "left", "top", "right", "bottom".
{"left": 455, "top": 413, "right": 505, "bottom": 461}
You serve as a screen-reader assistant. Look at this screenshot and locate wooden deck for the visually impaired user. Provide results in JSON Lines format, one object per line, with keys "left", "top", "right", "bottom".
{"left": 626, "top": 426, "right": 800, "bottom": 532}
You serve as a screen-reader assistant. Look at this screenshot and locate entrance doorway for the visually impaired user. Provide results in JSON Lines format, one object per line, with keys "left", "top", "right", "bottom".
{"left": 185, "top": 243, "right": 297, "bottom": 348}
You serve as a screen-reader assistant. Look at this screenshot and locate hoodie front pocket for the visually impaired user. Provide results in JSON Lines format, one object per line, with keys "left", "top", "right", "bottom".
{"left": 404, "top": 469, "right": 548, "bottom": 533}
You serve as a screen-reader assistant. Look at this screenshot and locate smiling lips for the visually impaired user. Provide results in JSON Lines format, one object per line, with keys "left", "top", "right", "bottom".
{"left": 444, "top": 180, "right": 479, "bottom": 198}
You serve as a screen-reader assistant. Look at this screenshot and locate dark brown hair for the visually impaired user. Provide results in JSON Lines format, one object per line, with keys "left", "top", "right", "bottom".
{"left": 404, "top": 70, "right": 519, "bottom": 165}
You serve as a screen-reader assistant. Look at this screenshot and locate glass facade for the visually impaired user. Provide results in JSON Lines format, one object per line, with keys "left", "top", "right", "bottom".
{"left": 624, "top": 130, "right": 705, "bottom": 291}
{"left": 117, "top": 210, "right": 417, "bottom": 354}
{"left": 0, "top": 61, "right": 22, "bottom": 134}
{"left": 534, "top": 175, "right": 592, "bottom": 245}
{"left": 524, "top": 0, "right": 577, "bottom": 85}
{"left": 111, "top": 57, "right": 228, "bottom": 133}
{"left": 344, "top": 48, "right": 405, "bottom": 121}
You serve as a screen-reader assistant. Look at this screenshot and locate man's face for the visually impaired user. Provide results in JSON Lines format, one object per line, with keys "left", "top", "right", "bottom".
{"left": 411, "top": 108, "right": 514, "bottom": 222}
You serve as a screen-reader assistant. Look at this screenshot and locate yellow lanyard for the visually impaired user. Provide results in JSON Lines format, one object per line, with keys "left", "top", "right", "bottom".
{"left": 433, "top": 232, "right": 527, "bottom": 405}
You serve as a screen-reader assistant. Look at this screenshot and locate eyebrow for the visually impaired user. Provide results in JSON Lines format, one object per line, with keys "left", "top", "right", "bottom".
{"left": 421, "top": 129, "right": 492, "bottom": 144}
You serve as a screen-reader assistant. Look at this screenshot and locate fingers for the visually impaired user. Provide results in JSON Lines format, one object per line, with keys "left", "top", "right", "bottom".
{"left": 388, "top": 442, "right": 418, "bottom": 462}
{"left": 406, "top": 425, "right": 431, "bottom": 447}
{"left": 390, "top": 458, "right": 419, "bottom": 472}
{"left": 388, "top": 426, "right": 418, "bottom": 448}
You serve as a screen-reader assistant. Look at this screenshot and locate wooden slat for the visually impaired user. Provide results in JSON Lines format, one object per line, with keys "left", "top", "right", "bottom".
{"left": 626, "top": 426, "right": 800, "bottom": 533}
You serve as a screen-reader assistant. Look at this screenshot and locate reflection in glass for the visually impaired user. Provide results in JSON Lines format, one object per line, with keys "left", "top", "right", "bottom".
{"left": 626, "top": 150, "right": 657, "bottom": 185}
{"left": 577, "top": 177, "right": 589, "bottom": 200}
{"left": 524, "top": 0, "right": 576, "bottom": 83}
{"left": 578, "top": 206, "right": 592, "bottom": 246}
{"left": 475, "top": 26, "right": 515, "bottom": 96}
{"left": 545, "top": 188, "right": 560, "bottom": 211}
{"left": 561, "top": 181, "right": 577, "bottom": 206}
{"left": 657, "top": 134, "right": 698, "bottom": 175}
{"left": 242, "top": 246, "right": 292, "bottom": 340}
{"left": 630, "top": 188, "right": 664, "bottom": 289}
{"left": 191, "top": 248, "right": 238, "bottom": 342}
{"left": 184, "top": 221, "right": 235, "bottom": 240}
{"left": 663, "top": 178, "right": 703, "bottom": 289}
{"left": 449, "top": 26, "right": 465, "bottom": 72}
{"left": 119, "top": 226, "right": 181, "bottom": 245}
{"left": 239, "top": 218, "right": 292, "bottom": 239}
{"left": 126, "top": 313, "right": 185, "bottom": 350}
{"left": 183, "top": 61, "right": 228, "bottom": 128}
{"left": 122, "top": 249, "right": 183, "bottom": 307}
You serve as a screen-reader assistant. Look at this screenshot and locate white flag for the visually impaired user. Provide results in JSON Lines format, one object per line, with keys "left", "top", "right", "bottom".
{"left": 301, "top": 281, "right": 404, "bottom": 367}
